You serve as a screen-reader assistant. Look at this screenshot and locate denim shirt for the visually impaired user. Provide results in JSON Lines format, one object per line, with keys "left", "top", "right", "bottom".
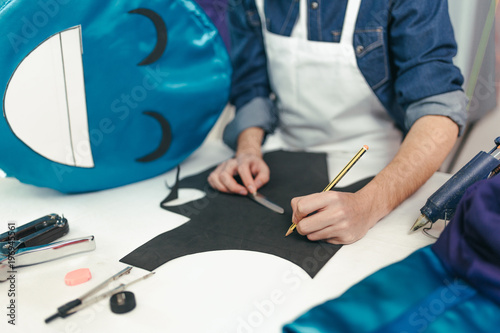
{"left": 223, "top": 0, "right": 468, "bottom": 150}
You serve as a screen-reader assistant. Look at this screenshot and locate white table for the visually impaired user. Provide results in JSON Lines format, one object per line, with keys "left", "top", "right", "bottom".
{"left": 0, "top": 140, "right": 449, "bottom": 333}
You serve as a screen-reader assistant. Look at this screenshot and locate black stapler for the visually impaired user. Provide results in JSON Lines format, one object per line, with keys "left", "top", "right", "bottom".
{"left": 0, "top": 214, "right": 95, "bottom": 281}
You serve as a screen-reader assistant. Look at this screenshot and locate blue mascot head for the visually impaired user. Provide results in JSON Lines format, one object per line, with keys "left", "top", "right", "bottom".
{"left": 0, "top": 0, "right": 231, "bottom": 193}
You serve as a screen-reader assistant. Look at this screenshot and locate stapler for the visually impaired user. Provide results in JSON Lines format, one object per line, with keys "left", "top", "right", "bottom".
{"left": 0, "top": 214, "right": 96, "bottom": 281}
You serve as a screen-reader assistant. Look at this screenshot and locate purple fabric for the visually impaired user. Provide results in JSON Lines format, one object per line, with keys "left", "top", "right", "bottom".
{"left": 433, "top": 175, "right": 500, "bottom": 306}
{"left": 194, "top": 0, "right": 230, "bottom": 50}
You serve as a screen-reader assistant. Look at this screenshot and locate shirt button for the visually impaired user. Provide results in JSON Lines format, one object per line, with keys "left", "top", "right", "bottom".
{"left": 311, "top": 2, "right": 319, "bottom": 9}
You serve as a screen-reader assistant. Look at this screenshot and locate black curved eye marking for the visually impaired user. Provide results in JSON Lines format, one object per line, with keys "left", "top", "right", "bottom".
{"left": 129, "top": 9, "right": 170, "bottom": 163}
{"left": 129, "top": 8, "right": 168, "bottom": 66}
{"left": 136, "top": 111, "right": 172, "bottom": 163}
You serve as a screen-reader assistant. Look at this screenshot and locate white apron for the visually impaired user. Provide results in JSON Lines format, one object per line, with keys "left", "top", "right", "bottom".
{"left": 256, "top": 0, "right": 402, "bottom": 184}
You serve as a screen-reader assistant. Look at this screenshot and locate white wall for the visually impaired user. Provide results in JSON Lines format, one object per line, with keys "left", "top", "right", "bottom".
{"left": 444, "top": 0, "right": 498, "bottom": 173}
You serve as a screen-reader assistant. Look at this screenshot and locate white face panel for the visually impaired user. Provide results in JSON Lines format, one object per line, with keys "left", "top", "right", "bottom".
{"left": 4, "top": 26, "right": 94, "bottom": 168}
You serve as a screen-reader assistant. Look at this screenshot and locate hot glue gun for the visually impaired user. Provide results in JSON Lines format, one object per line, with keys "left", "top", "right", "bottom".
{"left": 410, "top": 136, "right": 500, "bottom": 232}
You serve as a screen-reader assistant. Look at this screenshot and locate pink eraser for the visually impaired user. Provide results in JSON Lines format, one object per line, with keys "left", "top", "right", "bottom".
{"left": 65, "top": 268, "right": 92, "bottom": 286}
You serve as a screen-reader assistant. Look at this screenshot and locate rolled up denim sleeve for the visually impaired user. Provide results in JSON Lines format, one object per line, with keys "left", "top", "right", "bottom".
{"left": 222, "top": 97, "right": 278, "bottom": 150}
{"left": 390, "top": 0, "right": 465, "bottom": 111}
{"left": 227, "top": 0, "right": 271, "bottom": 109}
{"left": 222, "top": 1, "right": 276, "bottom": 150}
{"left": 405, "top": 90, "right": 468, "bottom": 136}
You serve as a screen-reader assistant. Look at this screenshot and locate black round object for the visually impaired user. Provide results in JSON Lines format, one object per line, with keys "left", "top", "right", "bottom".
{"left": 110, "top": 291, "right": 136, "bottom": 314}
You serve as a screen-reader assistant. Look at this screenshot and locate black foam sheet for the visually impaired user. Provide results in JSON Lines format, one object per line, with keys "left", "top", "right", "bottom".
{"left": 121, "top": 150, "right": 373, "bottom": 278}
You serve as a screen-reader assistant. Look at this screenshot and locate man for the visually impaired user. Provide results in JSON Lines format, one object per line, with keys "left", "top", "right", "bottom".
{"left": 208, "top": 0, "right": 467, "bottom": 244}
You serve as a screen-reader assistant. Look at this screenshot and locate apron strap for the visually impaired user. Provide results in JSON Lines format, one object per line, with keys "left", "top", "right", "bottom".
{"left": 340, "top": 0, "right": 362, "bottom": 45}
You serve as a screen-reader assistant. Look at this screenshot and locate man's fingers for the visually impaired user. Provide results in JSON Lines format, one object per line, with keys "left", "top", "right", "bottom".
{"left": 208, "top": 172, "right": 227, "bottom": 192}
{"left": 295, "top": 210, "right": 338, "bottom": 235}
{"left": 208, "top": 160, "right": 248, "bottom": 195}
{"left": 238, "top": 158, "right": 270, "bottom": 194}
{"left": 207, "top": 154, "right": 270, "bottom": 196}
{"left": 208, "top": 167, "right": 234, "bottom": 193}
{"left": 291, "top": 193, "right": 327, "bottom": 223}
{"left": 296, "top": 218, "right": 358, "bottom": 244}
{"left": 252, "top": 163, "right": 270, "bottom": 191}
{"left": 238, "top": 164, "right": 256, "bottom": 194}
{"left": 220, "top": 171, "right": 248, "bottom": 195}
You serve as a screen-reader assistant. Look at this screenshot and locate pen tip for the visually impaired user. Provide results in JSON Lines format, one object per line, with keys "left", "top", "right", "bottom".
{"left": 285, "top": 225, "right": 296, "bottom": 237}
{"left": 285, "top": 223, "right": 297, "bottom": 237}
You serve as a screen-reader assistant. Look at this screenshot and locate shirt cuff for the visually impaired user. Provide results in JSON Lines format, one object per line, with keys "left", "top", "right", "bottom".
{"left": 404, "top": 90, "right": 468, "bottom": 137}
{"left": 223, "top": 97, "right": 277, "bottom": 150}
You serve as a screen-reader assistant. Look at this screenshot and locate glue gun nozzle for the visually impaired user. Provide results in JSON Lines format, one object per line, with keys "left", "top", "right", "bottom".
{"left": 410, "top": 214, "right": 431, "bottom": 233}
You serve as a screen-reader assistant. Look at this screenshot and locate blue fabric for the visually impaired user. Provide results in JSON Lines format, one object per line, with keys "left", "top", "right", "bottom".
{"left": 0, "top": 0, "right": 231, "bottom": 192}
{"left": 194, "top": 0, "right": 230, "bottom": 50}
{"left": 283, "top": 175, "right": 500, "bottom": 332}
{"left": 224, "top": 0, "right": 466, "bottom": 148}
{"left": 283, "top": 246, "right": 500, "bottom": 332}
{"left": 433, "top": 175, "right": 500, "bottom": 306}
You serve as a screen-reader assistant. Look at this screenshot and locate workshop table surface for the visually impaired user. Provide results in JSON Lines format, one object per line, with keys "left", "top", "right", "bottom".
{"left": 0, "top": 140, "right": 449, "bottom": 333}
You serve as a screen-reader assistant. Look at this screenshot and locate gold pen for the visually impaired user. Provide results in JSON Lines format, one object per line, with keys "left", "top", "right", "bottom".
{"left": 285, "top": 145, "right": 369, "bottom": 237}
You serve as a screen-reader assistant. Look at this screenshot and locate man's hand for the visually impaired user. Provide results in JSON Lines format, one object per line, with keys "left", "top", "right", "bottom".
{"left": 291, "top": 115, "right": 459, "bottom": 244}
{"left": 208, "top": 152, "right": 270, "bottom": 195}
{"left": 291, "top": 191, "right": 376, "bottom": 244}
{"left": 208, "top": 127, "right": 269, "bottom": 195}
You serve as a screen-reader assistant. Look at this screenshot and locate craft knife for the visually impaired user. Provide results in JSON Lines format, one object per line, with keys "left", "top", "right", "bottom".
{"left": 249, "top": 192, "right": 285, "bottom": 214}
